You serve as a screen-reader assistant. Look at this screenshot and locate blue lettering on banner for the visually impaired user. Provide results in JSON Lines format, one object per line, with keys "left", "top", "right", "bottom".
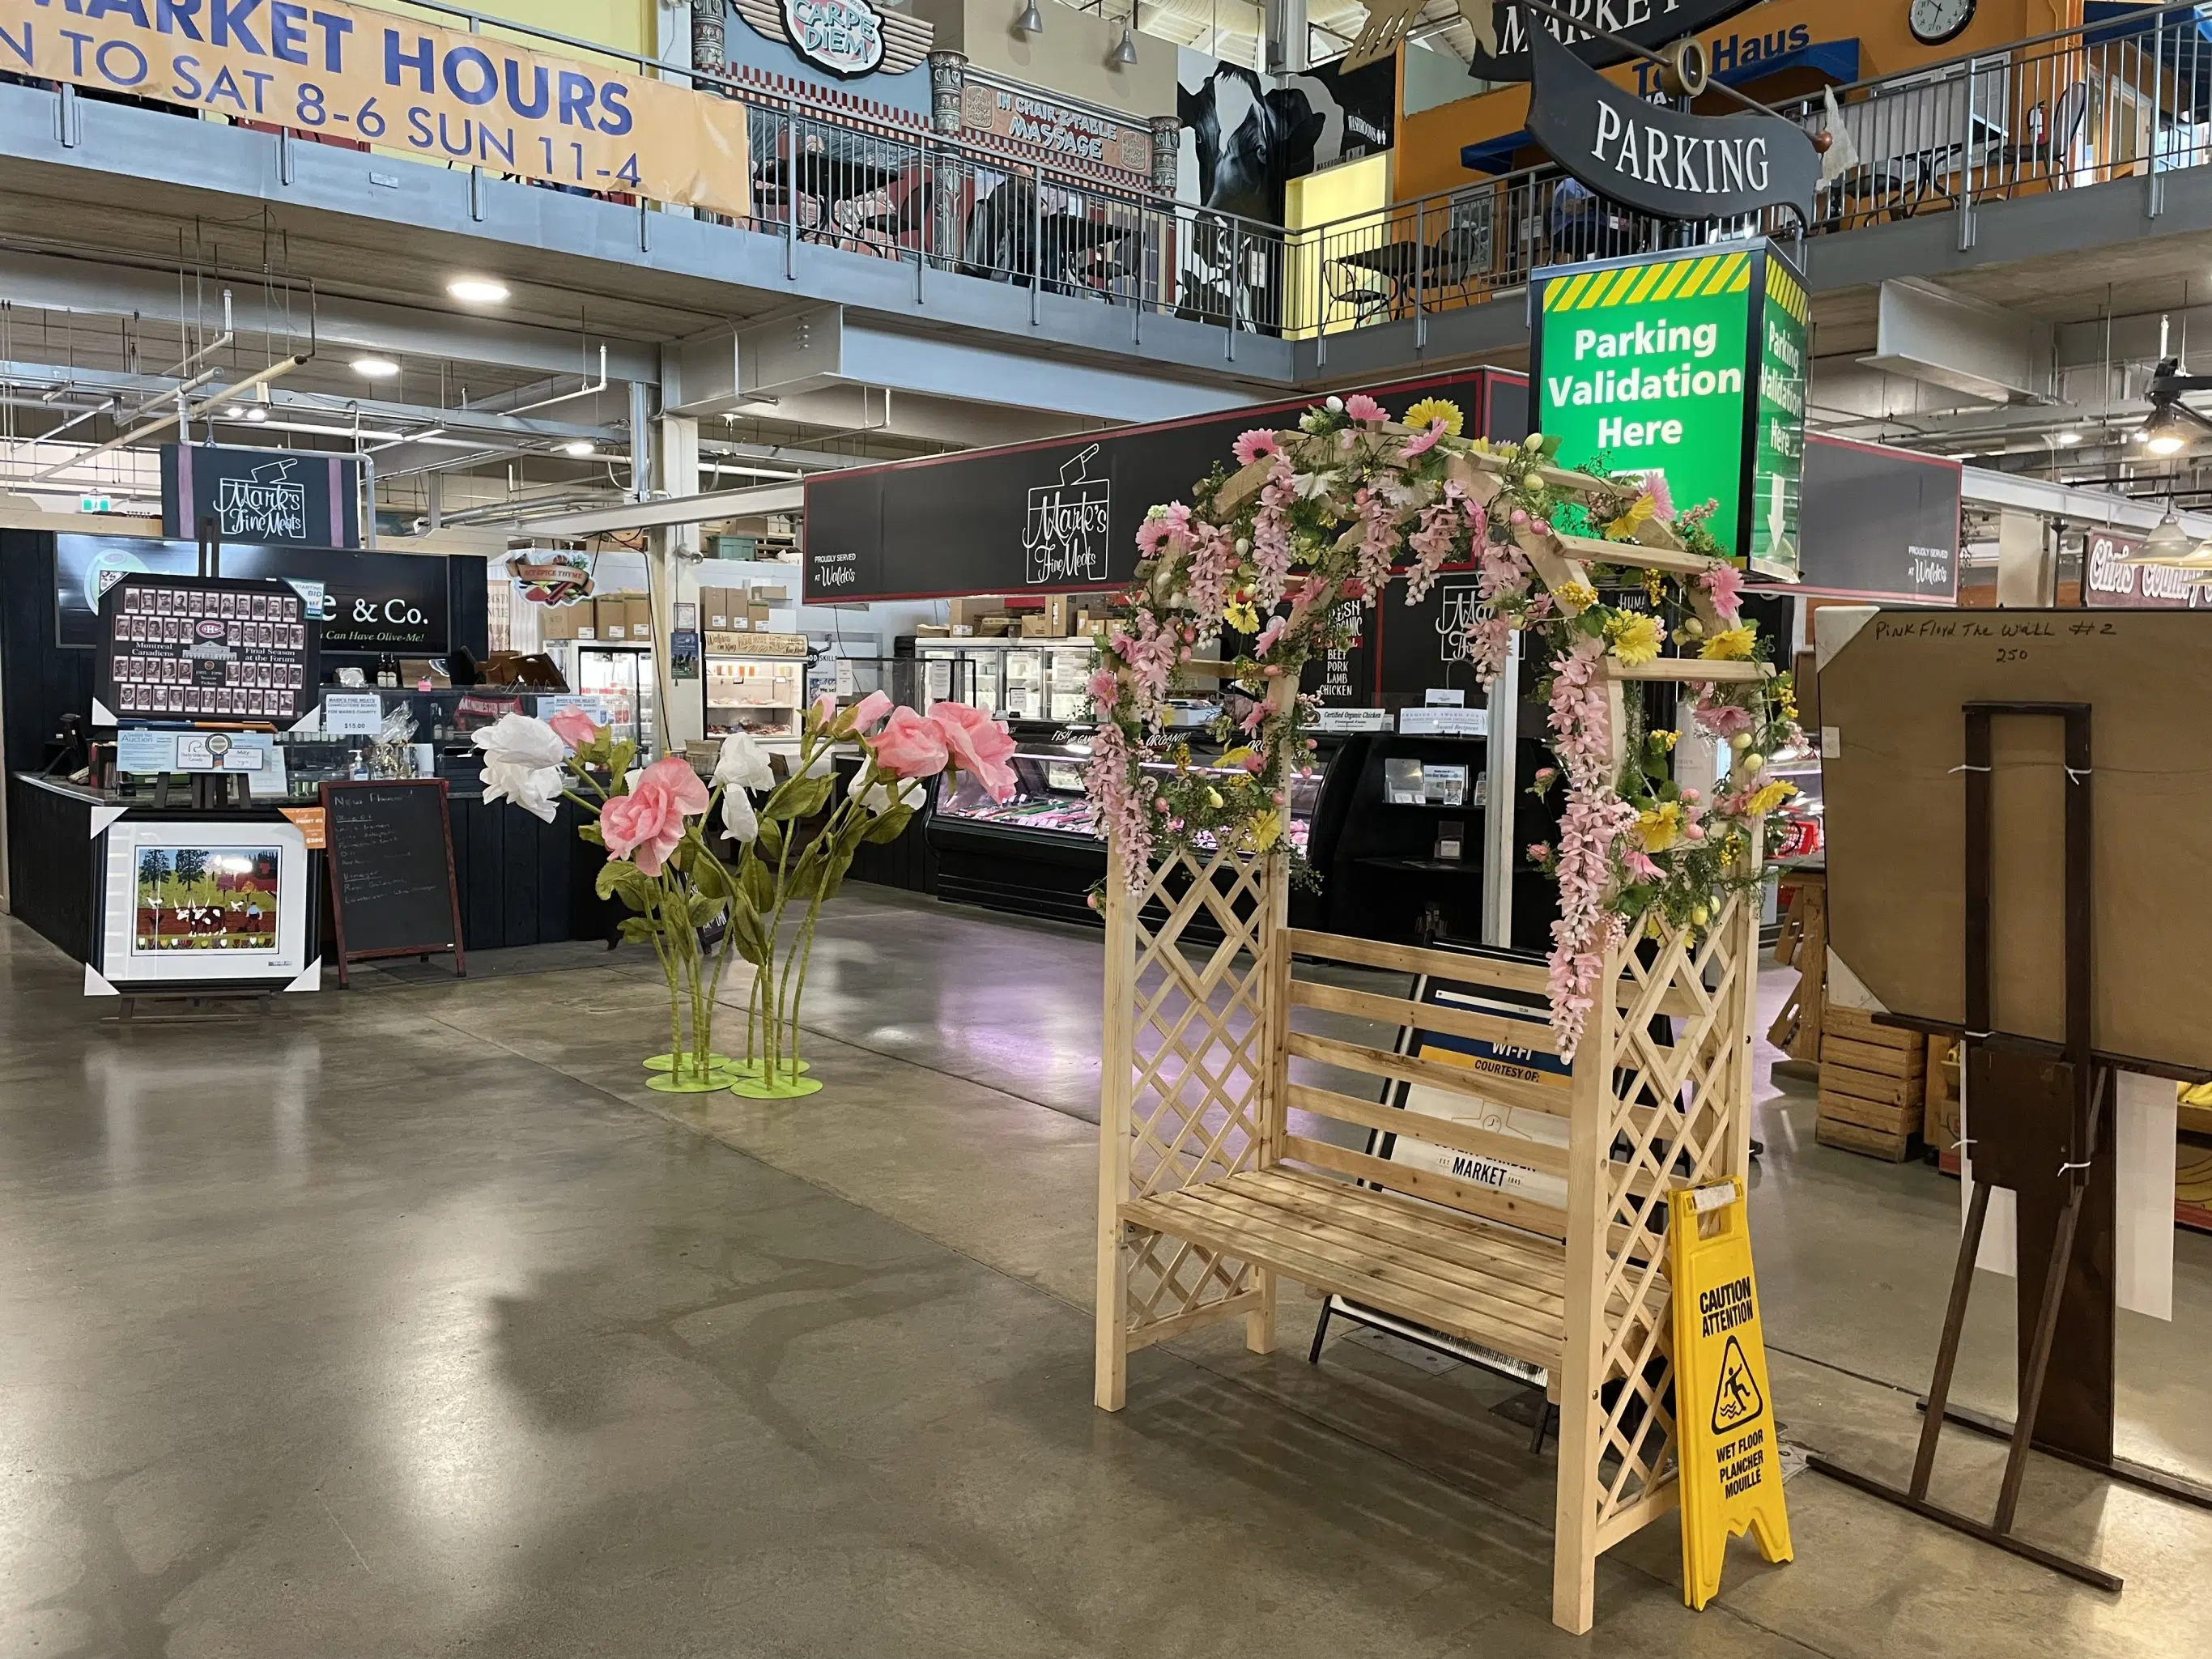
{"left": 266, "top": 0, "right": 302, "bottom": 63}
{"left": 155, "top": 0, "right": 202, "bottom": 40}
{"left": 208, "top": 0, "right": 260, "bottom": 53}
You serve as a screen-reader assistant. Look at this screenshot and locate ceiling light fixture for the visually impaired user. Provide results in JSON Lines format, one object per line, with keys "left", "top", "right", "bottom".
{"left": 245, "top": 405, "right": 269, "bottom": 422}
{"left": 562, "top": 440, "right": 597, "bottom": 457}
{"left": 1113, "top": 22, "right": 1138, "bottom": 62}
{"left": 1016, "top": 0, "right": 1043, "bottom": 32}
{"left": 2140, "top": 355, "right": 2212, "bottom": 456}
{"left": 351, "top": 355, "right": 401, "bottom": 380}
{"left": 2142, "top": 508, "right": 2192, "bottom": 562}
{"left": 447, "top": 276, "right": 511, "bottom": 304}
{"left": 2056, "top": 429, "right": 2082, "bottom": 446}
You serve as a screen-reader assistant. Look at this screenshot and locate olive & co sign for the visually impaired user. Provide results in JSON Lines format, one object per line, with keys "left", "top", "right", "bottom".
{"left": 1531, "top": 240, "right": 1808, "bottom": 580}
{"left": 0, "top": 0, "right": 749, "bottom": 215}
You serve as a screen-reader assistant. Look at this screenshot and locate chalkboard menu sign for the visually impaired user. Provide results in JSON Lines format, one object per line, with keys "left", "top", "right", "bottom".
{"left": 320, "top": 779, "right": 466, "bottom": 986}
{"left": 97, "top": 572, "right": 319, "bottom": 726}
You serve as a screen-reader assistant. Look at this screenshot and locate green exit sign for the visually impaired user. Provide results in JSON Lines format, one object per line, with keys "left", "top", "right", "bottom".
{"left": 79, "top": 494, "right": 113, "bottom": 513}
{"left": 1532, "top": 239, "right": 1808, "bottom": 581}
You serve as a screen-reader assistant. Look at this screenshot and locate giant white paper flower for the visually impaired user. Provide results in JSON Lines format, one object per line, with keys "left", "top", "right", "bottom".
{"left": 848, "top": 768, "right": 923, "bottom": 817}
{"left": 722, "top": 785, "right": 759, "bottom": 844}
{"left": 474, "top": 713, "right": 568, "bottom": 822}
{"left": 483, "top": 760, "right": 564, "bottom": 823}
{"left": 474, "top": 712, "right": 567, "bottom": 771}
{"left": 713, "top": 730, "right": 774, "bottom": 793}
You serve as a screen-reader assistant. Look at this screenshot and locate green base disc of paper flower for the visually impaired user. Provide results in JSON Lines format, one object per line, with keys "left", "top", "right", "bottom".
{"left": 726, "top": 1071, "right": 824, "bottom": 1100}
{"left": 643, "top": 1052, "right": 739, "bottom": 1073}
{"left": 647, "top": 1067, "right": 744, "bottom": 1094}
{"left": 725, "top": 1058, "right": 813, "bottom": 1079}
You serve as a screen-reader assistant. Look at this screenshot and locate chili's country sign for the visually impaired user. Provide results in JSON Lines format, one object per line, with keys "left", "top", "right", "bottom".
{"left": 0, "top": 0, "right": 750, "bottom": 215}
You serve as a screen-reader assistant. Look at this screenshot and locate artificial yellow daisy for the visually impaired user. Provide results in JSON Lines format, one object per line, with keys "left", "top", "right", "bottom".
{"left": 1635, "top": 802, "right": 1684, "bottom": 854}
{"left": 1605, "top": 494, "right": 1656, "bottom": 539}
{"left": 1402, "top": 397, "right": 1465, "bottom": 436}
{"left": 1222, "top": 600, "right": 1261, "bottom": 633}
{"left": 1650, "top": 728, "right": 1679, "bottom": 751}
{"left": 1743, "top": 780, "right": 1798, "bottom": 816}
{"left": 1556, "top": 581, "right": 1598, "bottom": 613}
{"left": 1700, "top": 625, "right": 1757, "bottom": 661}
{"left": 1605, "top": 611, "right": 1665, "bottom": 666}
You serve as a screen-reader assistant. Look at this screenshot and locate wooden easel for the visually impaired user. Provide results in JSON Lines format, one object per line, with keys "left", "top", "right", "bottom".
{"left": 1809, "top": 700, "right": 2212, "bottom": 1590}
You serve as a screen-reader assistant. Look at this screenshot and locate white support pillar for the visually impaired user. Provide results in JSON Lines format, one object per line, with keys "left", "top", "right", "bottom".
{"left": 653, "top": 354, "right": 704, "bottom": 755}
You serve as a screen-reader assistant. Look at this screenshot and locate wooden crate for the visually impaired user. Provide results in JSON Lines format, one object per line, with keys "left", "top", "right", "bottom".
{"left": 1817, "top": 1118, "right": 1916, "bottom": 1161}
{"left": 1817, "top": 1010, "right": 1925, "bottom": 1162}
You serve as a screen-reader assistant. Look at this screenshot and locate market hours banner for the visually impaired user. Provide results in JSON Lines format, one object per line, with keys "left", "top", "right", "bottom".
{"left": 0, "top": 0, "right": 750, "bottom": 215}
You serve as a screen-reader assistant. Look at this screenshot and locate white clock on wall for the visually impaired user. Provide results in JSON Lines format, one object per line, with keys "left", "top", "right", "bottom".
{"left": 1910, "top": 0, "right": 1976, "bottom": 46}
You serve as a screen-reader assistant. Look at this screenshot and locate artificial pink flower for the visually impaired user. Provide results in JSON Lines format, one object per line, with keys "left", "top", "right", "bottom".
{"left": 1086, "top": 670, "right": 1121, "bottom": 710}
{"left": 810, "top": 691, "right": 839, "bottom": 731}
{"left": 1527, "top": 842, "right": 1551, "bottom": 862}
{"left": 1621, "top": 845, "right": 1662, "bottom": 880}
{"left": 1695, "top": 701, "right": 1755, "bottom": 739}
{"left": 1701, "top": 560, "right": 1744, "bottom": 621}
{"left": 1342, "top": 393, "right": 1386, "bottom": 424}
{"left": 1402, "top": 420, "right": 1444, "bottom": 460}
{"left": 1238, "top": 700, "right": 1269, "bottom": 735}
{"left": 932, "top": 701, "right": 1019, "bottom": 802}
{"left": 1232, "top": 429, "right": 1280, "bottom": 466}
{"left": 1642, "top": 470, "right": 1675, "bottom": 521}
{"left": 546, "top": 707, "right": 600, "bottom": 751}
{"left": 598, "top": 758, "right": 706, "bottom": 877}
{"left": 847, "top": 690, "right": 894, "bottom": 733}
{"left": 867, "top": 706, "right": 949, "bottom": 779}
{"left": 1253, "top": 615, "right": 1288, "bottom": 656}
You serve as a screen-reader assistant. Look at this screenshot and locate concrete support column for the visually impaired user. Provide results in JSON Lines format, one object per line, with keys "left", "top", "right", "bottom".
{"left": 653, "top": 352, "right": 704, "bottom": 754}
{"left": 1265, "top": 0, "right": 1306, "bottom": 74}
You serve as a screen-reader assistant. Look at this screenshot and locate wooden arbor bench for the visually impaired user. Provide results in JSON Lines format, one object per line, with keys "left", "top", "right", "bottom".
{"left": 1094, "top": 834, "right": 1761, "bottom": 1635}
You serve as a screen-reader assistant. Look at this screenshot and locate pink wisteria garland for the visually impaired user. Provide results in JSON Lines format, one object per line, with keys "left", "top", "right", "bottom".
{"left": 1541, "top": 638, "right": 1636, "bottom": 1057}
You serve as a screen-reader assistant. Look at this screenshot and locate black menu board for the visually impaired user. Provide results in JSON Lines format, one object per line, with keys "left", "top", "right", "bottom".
{"left": 99, "top": 572, "right": 318, "bottom": 726}
{"left": 320, "top": 779, "right": 466, "bottom": 986}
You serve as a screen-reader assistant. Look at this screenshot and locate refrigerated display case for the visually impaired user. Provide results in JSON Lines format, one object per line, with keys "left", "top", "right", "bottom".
{"left": 703, "top": 653, "right": 805, "bottom": 740}
{"left": 929, "top": 730, "right": 1331, "bottom": 925}
{"left": 570, "top": 643, "right": 657, "bottom": 759}
{"left": 916, "top": 639, "right": 1100, "bottom": 724}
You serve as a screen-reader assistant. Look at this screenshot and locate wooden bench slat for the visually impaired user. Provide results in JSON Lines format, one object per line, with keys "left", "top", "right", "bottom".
{"left": 1285, "top": 929, "right": 1551, "bottom": 995}
{"left": 1287, "top": 1029, "right": 1574, "bottom": 1119}
{"left": 1192, "top": 1183, "right": 1568, "bottom": 1321}
{"left": 1125, "top": 1176, "right": 1566, "bottom": 1369}
{"left": 1604, "top": 657, "right": 1774, "bottom": 684}
{"left": 1291, "top": 978, "right": 1567, "bottom": 1057}
{"left": 1287, "top": 1082, "right": 1573, "bottom": 1176}
{"left": 1253, "top": 1168, "right": 1569, "bottom": 1294}
{"left": 1170, "top": 1185, "right": 1568, "bottom": 1350}
{"left": 1283, "top": 1134, "right": 1571, "bottom": 1240}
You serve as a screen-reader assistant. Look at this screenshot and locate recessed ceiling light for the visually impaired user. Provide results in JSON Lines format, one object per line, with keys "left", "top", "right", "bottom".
{"left": 223, "top": 406, "right": 245, "bottom": 419}
{"left": 245, "top": 406, "right": 269, "bottom": 422}
{"left": 447, "top": 276, "right": 510, "bottom": 304}
{"left": 352, "top": 355, "right": 400, "bottom": 380}
{"left": 2057, "top": 429, "right": 2082, "bottom": 445}
{"left": 562, "top": 440, "right": 596, "bottom": 457}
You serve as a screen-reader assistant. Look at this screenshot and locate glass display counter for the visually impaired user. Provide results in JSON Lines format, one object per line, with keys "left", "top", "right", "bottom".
{"left": 928, "top": 730, "right": 1330, "bottom": 924}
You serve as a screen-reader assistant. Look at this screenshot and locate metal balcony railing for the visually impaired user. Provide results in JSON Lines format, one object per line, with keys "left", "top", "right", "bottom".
{"left": 7, "top": 2, "right": 2206, "bottom": 344}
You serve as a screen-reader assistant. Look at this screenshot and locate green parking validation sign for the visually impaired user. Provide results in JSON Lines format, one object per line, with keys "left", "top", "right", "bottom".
{"left": 1533, "top": 240, "right": 1807, "bottom": 581}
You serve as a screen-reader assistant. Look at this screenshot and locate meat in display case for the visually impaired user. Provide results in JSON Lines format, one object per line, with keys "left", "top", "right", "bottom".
{"left": 929, "top": 732, "right": 1328, "bottom": 925}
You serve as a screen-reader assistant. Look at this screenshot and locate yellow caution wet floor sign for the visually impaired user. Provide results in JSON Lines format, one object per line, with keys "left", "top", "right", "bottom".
{"left": 1670, "top": 1177, "right": 1793, "bottom": 1610}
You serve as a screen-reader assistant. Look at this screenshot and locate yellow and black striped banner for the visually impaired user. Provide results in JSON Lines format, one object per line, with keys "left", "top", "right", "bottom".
{"left": 1540, "top": 250, "right": 1751, "bottom": 314}
{"left": 1763, "top": 257, "right": 1810, "bottom": 328}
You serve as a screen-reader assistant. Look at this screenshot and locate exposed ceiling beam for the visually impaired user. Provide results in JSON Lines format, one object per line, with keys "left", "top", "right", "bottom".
{"left": 505, "top": 483, "right": 806, "bottom": 536}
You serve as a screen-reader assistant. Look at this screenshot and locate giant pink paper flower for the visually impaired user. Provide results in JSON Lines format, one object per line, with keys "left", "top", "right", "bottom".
{"left": 546, "top": 707, "right": 601, "bottom": 751}
{"left": 847, "top": 690, "right": 894, "bottom": 733}
{"left": 932, "top": 701, "right": 1019, "bottom": 802}
{"left": 598, "top": 756, "right": 708, "bottom": 876}
{"left": 867, "top": 707, "right": 949, "bottom": 779}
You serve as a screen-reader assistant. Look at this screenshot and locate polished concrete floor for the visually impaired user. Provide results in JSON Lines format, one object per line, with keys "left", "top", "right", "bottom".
{"left": 2, "top": 886, "right": 2208, "bottom": 1657}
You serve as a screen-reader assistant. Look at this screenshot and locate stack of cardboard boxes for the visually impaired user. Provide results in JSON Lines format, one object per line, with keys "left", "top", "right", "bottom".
{"left": 913, "top": 595, "right": 1108, "bottom": 640}
{"left": 698, "top": 581, "right": 781, "bottom": 633}
{"left": 537, "top": 591, "right": 655, "bottom": 643}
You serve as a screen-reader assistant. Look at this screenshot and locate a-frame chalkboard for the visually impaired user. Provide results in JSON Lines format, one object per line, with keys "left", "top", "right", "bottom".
{"left": 321, "top": 778, "right": 466, "bottom": 987}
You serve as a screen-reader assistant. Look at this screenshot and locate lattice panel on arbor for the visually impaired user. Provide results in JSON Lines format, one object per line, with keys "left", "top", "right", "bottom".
{"left": 1107, "top": 840, "right": 1283, "bottom": 1346}
{"left": 1561, "top": 887, "right": 1759, "bottom": 1559}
